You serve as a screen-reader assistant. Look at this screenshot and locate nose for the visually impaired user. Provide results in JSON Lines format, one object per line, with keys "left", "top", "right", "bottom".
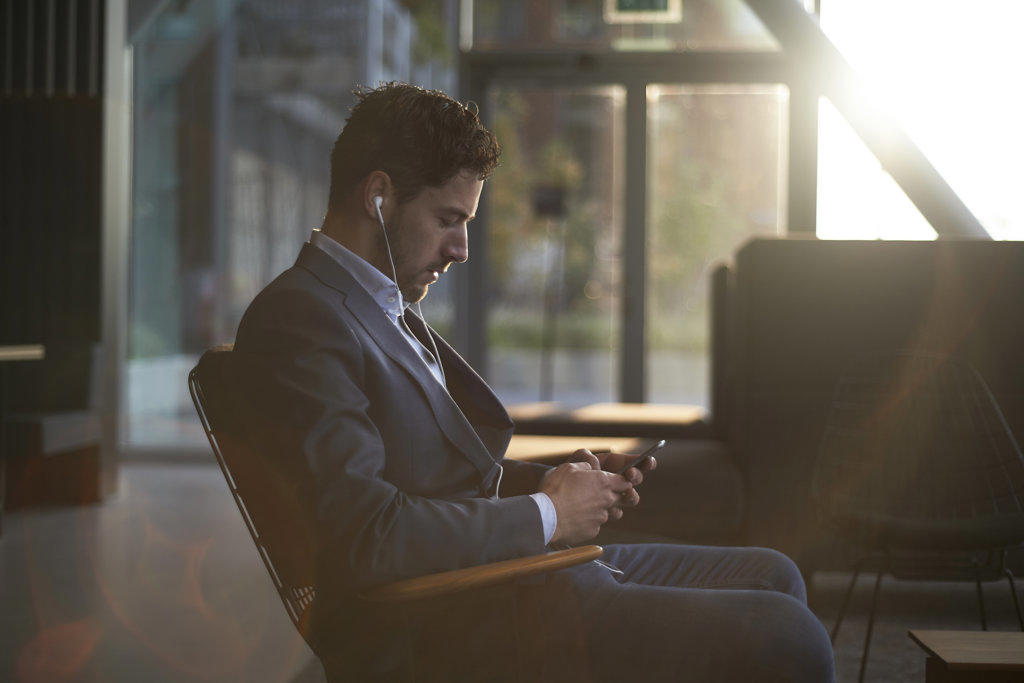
{"left": 444, "top": 224, "right": 469, "bottom": 264}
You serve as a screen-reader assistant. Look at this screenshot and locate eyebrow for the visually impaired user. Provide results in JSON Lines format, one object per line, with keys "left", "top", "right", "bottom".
{"left": 440, "top": 206, "right": 475, "bottom": 222}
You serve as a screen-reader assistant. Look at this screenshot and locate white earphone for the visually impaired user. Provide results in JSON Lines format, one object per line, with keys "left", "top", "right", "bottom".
{"left": 373, "top": 193, "right": 447, "bottom": 385}
{"left": 373, "top": 195, "right": 399, "bottom": 286}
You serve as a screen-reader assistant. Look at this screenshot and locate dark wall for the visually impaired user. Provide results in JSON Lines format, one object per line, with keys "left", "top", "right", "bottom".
{"left": 1, "top": 0, "right": 106, "bottom": 409}
{"left": 1, "top": 97, "right": 102, "bottom": 346}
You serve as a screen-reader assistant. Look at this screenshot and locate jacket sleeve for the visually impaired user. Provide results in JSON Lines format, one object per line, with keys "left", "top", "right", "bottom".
{"left": 499, "top": 458, "right": 553, "bottom": 498}
{"left": 231, "top": 288, "right": 547, "bottom": 591}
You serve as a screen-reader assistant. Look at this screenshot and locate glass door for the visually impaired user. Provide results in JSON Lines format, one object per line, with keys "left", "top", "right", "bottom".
{"left": 646, "top": 83, "right": 788, "bottom": 406}
{"left": 483, "top": 85, "right": 626, "bottom": 406}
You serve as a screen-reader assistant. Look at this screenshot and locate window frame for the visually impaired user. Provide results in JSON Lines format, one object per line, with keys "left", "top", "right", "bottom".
{"left": 458, "top": 49, "right": 812, "bottom": 401}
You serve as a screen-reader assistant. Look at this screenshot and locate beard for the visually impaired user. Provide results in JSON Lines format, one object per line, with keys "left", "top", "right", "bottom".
{"left": 402, "top": 280, "right": 429, "bottom": 304}
{"left": 378, "top": 217, "right": 431, "bottom": 304}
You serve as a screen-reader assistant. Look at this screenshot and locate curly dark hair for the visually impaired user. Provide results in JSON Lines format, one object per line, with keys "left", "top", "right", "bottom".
{"left": 327, "top": 82, "right": 500, "bottom": 209}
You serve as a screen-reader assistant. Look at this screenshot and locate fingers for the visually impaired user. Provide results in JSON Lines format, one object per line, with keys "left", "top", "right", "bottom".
{"left": 561, "top": 461, "right": 591, "bottom": 474}
{"left": 607, "top": 471, "right": 634, "bottom": 492}
{"left": 606, "top": 451, "right": 632, "bottom": 473}
{"left": 616, "top": 487, "right": 640, "bottom": 508}
{"left": 617, "top": 457, "right": 655, "bottom": 488}
{"left": 571, "top": 448, "right": 601, "bottom": 471}
{"left": 622, "top": 467, "right": 644, "bottom": 487}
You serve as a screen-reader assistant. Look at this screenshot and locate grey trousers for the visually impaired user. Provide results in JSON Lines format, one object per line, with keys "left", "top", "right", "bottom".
{"left": 321, "top": 543, "right": 835, "bottom": 682}
{"left": 517, "top": 544, "right": 836, "bottom": 683}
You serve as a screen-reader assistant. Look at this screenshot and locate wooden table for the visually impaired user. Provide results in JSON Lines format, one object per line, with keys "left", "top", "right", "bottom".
{"left": 504, "top": 434, "right": 652, "bottom": 465}
{"left": 909, "top": 629, "right": 1024, "bottom": 682}
{"left": 506, "top": 401, "right": 710, "bottom": 438}
{"left": 0, "top": 345, "right": 45, "bottom": 362}
{"left": 0, "top": 345, "right": 46, "bottom": 535}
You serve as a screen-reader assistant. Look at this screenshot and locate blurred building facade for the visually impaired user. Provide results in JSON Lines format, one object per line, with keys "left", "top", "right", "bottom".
{"left": 127, "top": 0, "right": 459, "bottom": 451}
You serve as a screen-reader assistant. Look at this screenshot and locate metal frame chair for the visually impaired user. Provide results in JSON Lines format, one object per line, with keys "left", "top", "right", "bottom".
{"left": 813, "top": 352, "right": 1024, "bottom": 683}
{"left": 189, "top": 346, "right": 317, "bottom": 639}
{"left": 188, "top": 344, "right": 602, "bottom": 674}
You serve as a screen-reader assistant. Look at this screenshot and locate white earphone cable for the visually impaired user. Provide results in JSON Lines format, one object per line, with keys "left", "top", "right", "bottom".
{"left": 374, "top": 197, "right": 447, "bottom": 385}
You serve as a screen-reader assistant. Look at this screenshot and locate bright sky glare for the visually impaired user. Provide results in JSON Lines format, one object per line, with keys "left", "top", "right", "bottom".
{"left": 817, "top": 0, "right": 1024, "bottom": 240}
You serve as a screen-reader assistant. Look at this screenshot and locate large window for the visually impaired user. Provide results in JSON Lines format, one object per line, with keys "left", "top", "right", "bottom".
{"left": 647, "top": 84, "right": 786, "bottom": 405}
{"left": 125, "top": 0, "right": 1016, "bottom": 451}
{"left": 127, "top": 0, "right": 458, "bottom": 453}
{"left": 485, "top": 86, "right": 625, "bottom": 406}
{"left": 469, "top": 0, "right": 793, "bottom": 407}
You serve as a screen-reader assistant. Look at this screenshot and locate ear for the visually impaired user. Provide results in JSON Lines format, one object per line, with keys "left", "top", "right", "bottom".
{"left": 362, "top": 170, "right": 393, "bottom": 219}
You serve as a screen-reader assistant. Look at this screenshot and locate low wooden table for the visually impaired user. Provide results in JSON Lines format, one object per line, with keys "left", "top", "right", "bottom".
{"left": 0, "top": 345, "right": 45, "bottom": 363}
{"left": 504, "top": 435, "right": 652, "bottom": 465}
{"left": 909, "top": 630, "right": 1024, "bottom": 682}
{"left": 507, "top": 401, "right": 710, "bottom": 438}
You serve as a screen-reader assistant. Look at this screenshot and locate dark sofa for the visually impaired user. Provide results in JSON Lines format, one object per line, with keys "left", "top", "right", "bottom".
{"left": 728, "top": 237, "right": 1024, "bottom": 570}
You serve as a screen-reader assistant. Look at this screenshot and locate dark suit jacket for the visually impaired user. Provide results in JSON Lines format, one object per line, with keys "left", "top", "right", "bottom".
{"left": 229, "top": 244, "right": 552, "bottom": 670}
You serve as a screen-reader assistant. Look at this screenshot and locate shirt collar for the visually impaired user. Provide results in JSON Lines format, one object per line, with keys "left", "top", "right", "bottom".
{"left": 309, "top": 229, "right": 407, "bottom": 319}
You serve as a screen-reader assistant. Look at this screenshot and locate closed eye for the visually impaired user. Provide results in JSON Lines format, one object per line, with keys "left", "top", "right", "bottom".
{"left": 438, "top": 205, "right": 474, "bottom": 227}
{"left": 440, "top": 215, "right": 468, "bottom": 229}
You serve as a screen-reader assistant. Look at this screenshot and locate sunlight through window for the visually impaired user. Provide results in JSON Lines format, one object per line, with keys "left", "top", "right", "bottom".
{"left": 818, "top": 0, "right": 1024, "bottom": 240}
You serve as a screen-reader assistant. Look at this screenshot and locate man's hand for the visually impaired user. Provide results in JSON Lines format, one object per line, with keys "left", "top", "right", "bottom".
{"left": 539, "top": 461, "right": 635, "bottom": 546}
{"left": 569, "top": 448, "right": 658, "bottom": 488}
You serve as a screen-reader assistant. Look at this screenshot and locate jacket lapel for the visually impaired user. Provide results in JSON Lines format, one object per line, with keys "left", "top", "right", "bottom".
{"left": 404, "top": 312, "right": 514, "bottom": 463}
{"left": 296, "top": 245, "right": 504, "bottom": 482}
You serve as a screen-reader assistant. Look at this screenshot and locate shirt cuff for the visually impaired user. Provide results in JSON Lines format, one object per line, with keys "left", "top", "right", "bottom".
{"left": 529, "top": 492, "right": 558, "bottom": 545}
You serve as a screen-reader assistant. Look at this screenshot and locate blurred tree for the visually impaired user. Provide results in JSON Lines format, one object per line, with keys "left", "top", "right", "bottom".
{"left": 489, "top": 89, "right": 624, "bottom": 349}
{"left": 404, "top": 0, "right": 455, "bottom": 65}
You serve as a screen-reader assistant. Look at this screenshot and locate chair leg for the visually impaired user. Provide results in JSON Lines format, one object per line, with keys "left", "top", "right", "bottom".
{"left": 976, "top": 568, "right": 988, "bottom": 631}
{"left": 857, "top": 567, "right": 885, "bottom": 683}
{"left": 832, "top": 558, "right": 865, "bottom": 643}
{"left": 1006, "top": 568, "right": 1024, "bottom": 632}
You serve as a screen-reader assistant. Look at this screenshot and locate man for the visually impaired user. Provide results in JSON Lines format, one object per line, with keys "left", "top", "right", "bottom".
{"left": 230, "top": 82, "right": 834, "bottom": 682}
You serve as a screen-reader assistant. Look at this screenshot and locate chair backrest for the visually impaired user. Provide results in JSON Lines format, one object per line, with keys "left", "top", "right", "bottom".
{"left": 813, "top": 352, "right": 1024, "bottom": 542}
{"left": 188, "top": 345, "right": 317, "bottom": 642}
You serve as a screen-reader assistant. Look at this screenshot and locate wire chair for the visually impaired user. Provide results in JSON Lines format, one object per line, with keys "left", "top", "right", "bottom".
{"left": 812, "top": 352, "right": 1024, "bottom": 683}
{"left": 189, "top": 345, "right": 605, "bottom": 681}
{"left": 188, "top": 345, "right": 317, "bottom": 645}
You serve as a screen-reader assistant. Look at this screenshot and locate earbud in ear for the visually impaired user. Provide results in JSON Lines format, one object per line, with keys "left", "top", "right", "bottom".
{"left": 373, "top": 196, "right": 383, "bottom": 209}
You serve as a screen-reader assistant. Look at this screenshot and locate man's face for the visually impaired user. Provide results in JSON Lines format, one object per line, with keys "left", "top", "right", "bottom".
{"left": 385, "top": 169, "right": 482, "bottom": 304}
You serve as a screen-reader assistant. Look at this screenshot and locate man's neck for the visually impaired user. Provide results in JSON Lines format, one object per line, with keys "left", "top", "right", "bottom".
{"left": 321, "top": 215, "right": 391, "bottom": 282}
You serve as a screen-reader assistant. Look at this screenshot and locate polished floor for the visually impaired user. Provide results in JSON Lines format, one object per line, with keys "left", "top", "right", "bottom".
{"left": 1, "top": 464, "right": 323, "bottom": 683}
{"left": 1, "top": 463, "right": 1021, "bottom": 682}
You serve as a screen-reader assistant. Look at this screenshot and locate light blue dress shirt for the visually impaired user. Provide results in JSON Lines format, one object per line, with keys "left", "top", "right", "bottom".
{"left": 309, "top": 230, "right": 557, "bottom": 544}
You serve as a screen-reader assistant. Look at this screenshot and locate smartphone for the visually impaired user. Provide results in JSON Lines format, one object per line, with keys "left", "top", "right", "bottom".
{"left": 615, "top": 439, "right": 666, "bottom": 475}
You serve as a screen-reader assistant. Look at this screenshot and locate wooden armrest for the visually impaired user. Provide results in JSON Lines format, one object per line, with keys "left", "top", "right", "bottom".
{"left": 360, "top": 545, "right": 603, "bottom": 604}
